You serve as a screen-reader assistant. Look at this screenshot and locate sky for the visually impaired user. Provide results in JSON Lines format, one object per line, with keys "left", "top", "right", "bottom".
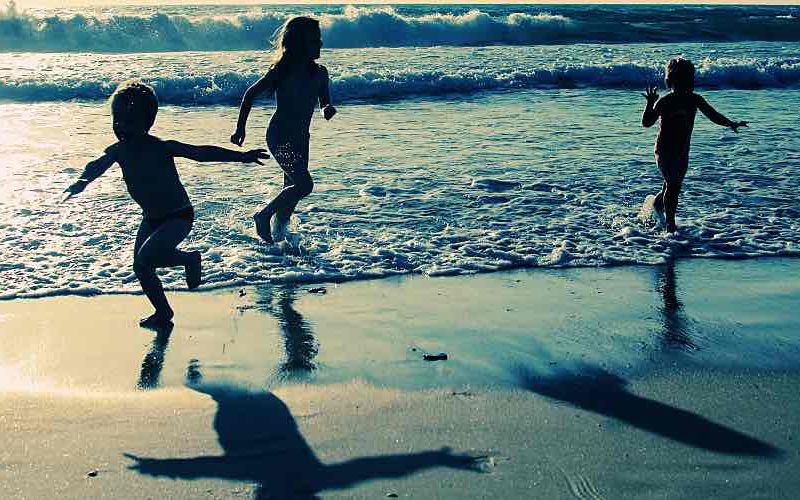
{"left": 13, "top": 0, "right": 800, "bottom": 7}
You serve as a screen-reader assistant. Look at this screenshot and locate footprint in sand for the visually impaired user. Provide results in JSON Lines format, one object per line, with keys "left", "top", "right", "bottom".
{"left": 561, "top": 469, "right": 605, "bottom": 500}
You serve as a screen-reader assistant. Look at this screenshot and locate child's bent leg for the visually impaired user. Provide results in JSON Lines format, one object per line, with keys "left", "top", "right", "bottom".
{"left": 255, "top": 144, "right": 312, "bottom": 243}
{"left": 133, "top": 219, "right": 193, "bottom": 323}
{"left": 273, "top": 172, "right": 292, "bottom": 223}
{"left": 664, "top": 180, "right": 683, "bottom": 233}
{"left": 275, "top": 168, "right": 314, "bottom": 222}
{"left": 656, "top": 157, "right": 688, "bottom": 233}
{"left": 275, "top": 141, "right": 311, "bottom": 224}
{"left": 254, "top": 175, "right": 314, "bottom": 244}
{"left": 654, "top": 181, "right": 667, "bottom": 213}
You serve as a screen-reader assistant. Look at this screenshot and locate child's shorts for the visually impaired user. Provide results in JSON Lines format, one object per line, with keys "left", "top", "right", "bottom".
{"left": 144, "top": 205, "right": 195, "bottom": 229}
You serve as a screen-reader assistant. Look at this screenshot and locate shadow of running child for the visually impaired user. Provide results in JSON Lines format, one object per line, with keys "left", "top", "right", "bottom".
{"left": 125, "top": 382, "right": 484, "bottom": 498}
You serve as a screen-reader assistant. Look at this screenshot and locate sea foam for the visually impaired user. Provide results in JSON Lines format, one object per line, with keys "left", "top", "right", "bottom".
{"left": 1, "top": 60, "right": 798, "bottom": 105}
{"left": 1, "top": 5, "right": 799, "bottom": 52}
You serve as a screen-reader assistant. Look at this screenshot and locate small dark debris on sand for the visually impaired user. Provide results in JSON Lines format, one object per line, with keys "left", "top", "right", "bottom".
{"left": 423, "top": 353, "right": 448, "bottom": 361}
{"left": 86, "top": 470, "right": 99, "bottom": 478}
{"left": 451, "top": 390, "right": 473, "bottom": 397}
{"left": 238, "top": 289, "right": 247, "bottom": 297}
{"left": 308, "top": 287, "right": 327, "bottom": 294}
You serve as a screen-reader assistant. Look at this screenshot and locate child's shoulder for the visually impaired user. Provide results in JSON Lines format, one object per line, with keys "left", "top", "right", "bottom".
{"left": 657, "top": 92, "right": 677, "bottom": 105}
{"left": 690, "top": 92, "right": 707, "bottom": 105}
{"left": 315, "top": 63, "right": 329, "bottom": 78}
{"left": 104, "top": 142, "right": 121, "bottom": 156}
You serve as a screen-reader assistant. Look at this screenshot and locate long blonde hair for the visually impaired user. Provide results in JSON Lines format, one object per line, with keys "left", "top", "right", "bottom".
{"left": 269, "top": 16, "right": 320, "bottom": 79}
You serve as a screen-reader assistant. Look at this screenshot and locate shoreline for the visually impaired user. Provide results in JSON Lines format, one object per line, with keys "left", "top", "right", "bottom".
{"left": 2, "top": 253, "right": 798, "bottom": 302}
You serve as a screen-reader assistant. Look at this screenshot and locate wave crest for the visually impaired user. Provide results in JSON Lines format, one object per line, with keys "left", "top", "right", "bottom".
{"left": 2, "top": 60, "right": 798, "bottom": 105}
{"left": 1, "top": 5, "right": 799, "bottom": 52}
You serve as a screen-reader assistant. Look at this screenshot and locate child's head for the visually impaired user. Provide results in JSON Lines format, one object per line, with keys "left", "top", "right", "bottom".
{"left": 109, "top": 80, "right": 158, "bottom": 141}
{"left": 665, "top": 58, "right": 695, "bottom": 93}
{"left": 272, "top": 16, "right": 322, "bottom": 65}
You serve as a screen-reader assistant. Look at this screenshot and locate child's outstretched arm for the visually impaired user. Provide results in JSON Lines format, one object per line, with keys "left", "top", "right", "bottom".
{"left": 695, "top": 94, "right": 748, "bottom": 133}
{"left": 318, "top": 65, "right": 336, "bottom": 121}
{"left": 166, "top": 141, "right": 269, "bottom": 164}
{"left": 63, "top": 146, "right": 118, "bottom": 199}
{"left": 231, "top": 71, "right": 276, "bottom": 146}
{"left": 641, "top": 85, "right": 660, "bottom": 128}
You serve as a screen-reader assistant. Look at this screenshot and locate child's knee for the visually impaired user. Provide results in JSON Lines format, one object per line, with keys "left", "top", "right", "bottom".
{"left": 133, "top": 255, "right": 153, "bottom": 274}
{"left": 296, "top": 177, "right": 314, "bottom": 198}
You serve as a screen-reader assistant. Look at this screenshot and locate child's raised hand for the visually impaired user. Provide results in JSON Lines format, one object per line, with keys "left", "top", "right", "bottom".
{"left": 730, "top": 121, "right": 748, "bottom": 133}
{"left": 242, "top": 149, "right": 269, "bottom": 165}
{"left": 642, "top": 85, "right": 659, "bottom": 104}
{"left": 322, "top": 104, "right": 337, "bottom": 121}
{"left": 230, "top": 129, "right": 246, "bottom": 147}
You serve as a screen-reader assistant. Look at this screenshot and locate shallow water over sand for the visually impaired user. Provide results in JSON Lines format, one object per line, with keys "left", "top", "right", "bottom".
{"left": 0, "top": 88, "right": 798, "bottom": 298}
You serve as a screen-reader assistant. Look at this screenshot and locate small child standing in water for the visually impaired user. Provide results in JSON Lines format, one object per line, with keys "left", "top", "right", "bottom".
{"left": 231, "top": 16, "right": 336, "bottom": 244}
{"left": 641, "top": 57, "right": 747, "bottom": 233}
{"left": 65, "top": 80, "right": 268, "bottom": 330}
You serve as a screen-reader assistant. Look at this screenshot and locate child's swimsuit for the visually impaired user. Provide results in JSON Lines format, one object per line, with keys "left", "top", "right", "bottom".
{"left": 144, "top": 205, "right": 194, "bottom": 229}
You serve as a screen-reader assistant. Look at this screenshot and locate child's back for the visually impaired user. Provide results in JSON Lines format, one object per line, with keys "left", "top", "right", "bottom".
{"left": 654, "top": 92, "right": 698, "bottom": 161}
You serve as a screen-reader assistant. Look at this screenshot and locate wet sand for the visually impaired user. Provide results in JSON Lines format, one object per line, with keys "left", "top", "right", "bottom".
{"left": 1, "top": 258, "right": 799, "bottom": 498}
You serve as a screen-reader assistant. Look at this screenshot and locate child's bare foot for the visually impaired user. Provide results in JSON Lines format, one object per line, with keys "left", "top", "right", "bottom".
{"left": 185, "top": 251, "right": 202, "bottom": 289}
{"left": 653, "top": 194, "right": 665, "bottom": 214}
{"left": 253, "top": 213, "right": 274, "bottom": 244}
{"left": 139, "top": 311, "right": 174, "bottom": 331}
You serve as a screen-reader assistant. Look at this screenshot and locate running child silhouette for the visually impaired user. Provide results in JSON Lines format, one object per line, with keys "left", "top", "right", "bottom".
{"left": 65, "top": 80, "right": 268, "bottom": 330}
{"left": 641, "top": 57, "right": 747, "bottom": 233}
{"left": 231, "top": 16, "right": 336, "bottom": 244}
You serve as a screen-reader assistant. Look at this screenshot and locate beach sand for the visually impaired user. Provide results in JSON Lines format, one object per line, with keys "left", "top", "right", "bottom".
{"left": 1, "top": 258, "right": 799, "bottom": 498}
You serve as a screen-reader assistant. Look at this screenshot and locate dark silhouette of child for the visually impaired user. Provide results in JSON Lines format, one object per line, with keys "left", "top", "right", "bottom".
{"left": 65, "top": 80, "right": 268, "bottom": 330}
{"left": 641, "top": 58, "right": 747, "bottom": 233}
{"left": 231, "top": 16, "right": 336, "bottom": 244}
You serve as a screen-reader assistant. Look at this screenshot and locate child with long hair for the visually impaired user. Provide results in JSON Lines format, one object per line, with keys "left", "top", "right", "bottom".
{"left": 231, "top": 16, "right": 336, "bottom": 244}
{"left": 641, "top": 57, "right": 747, "bottom": 233}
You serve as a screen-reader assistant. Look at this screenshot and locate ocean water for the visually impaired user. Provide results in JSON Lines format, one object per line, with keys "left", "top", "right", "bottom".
{"left": 0, "top": 4, "right": 798, "bottom": 299}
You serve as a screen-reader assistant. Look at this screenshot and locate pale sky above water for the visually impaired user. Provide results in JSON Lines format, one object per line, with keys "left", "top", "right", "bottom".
{"left": 13, "top": 0, "right": 799, "bottom": 8}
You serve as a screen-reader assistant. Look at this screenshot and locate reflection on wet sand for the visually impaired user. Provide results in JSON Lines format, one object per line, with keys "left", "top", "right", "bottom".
{"left": 256, "top": 285, "right": 319, "bottom": 382}
{"left": 137, "top": 324, "right": 173, "bottom": 390}
{"left": 655, "top": 260, "right": 697, "bottom": 351}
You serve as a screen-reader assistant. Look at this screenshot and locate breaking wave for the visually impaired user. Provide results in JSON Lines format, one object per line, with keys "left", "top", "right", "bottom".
{"left": 1, "top": 5, "right": 799, "bottom": 53}
{"left": 2, "top": 60, "right": 798, "bottom": 104}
